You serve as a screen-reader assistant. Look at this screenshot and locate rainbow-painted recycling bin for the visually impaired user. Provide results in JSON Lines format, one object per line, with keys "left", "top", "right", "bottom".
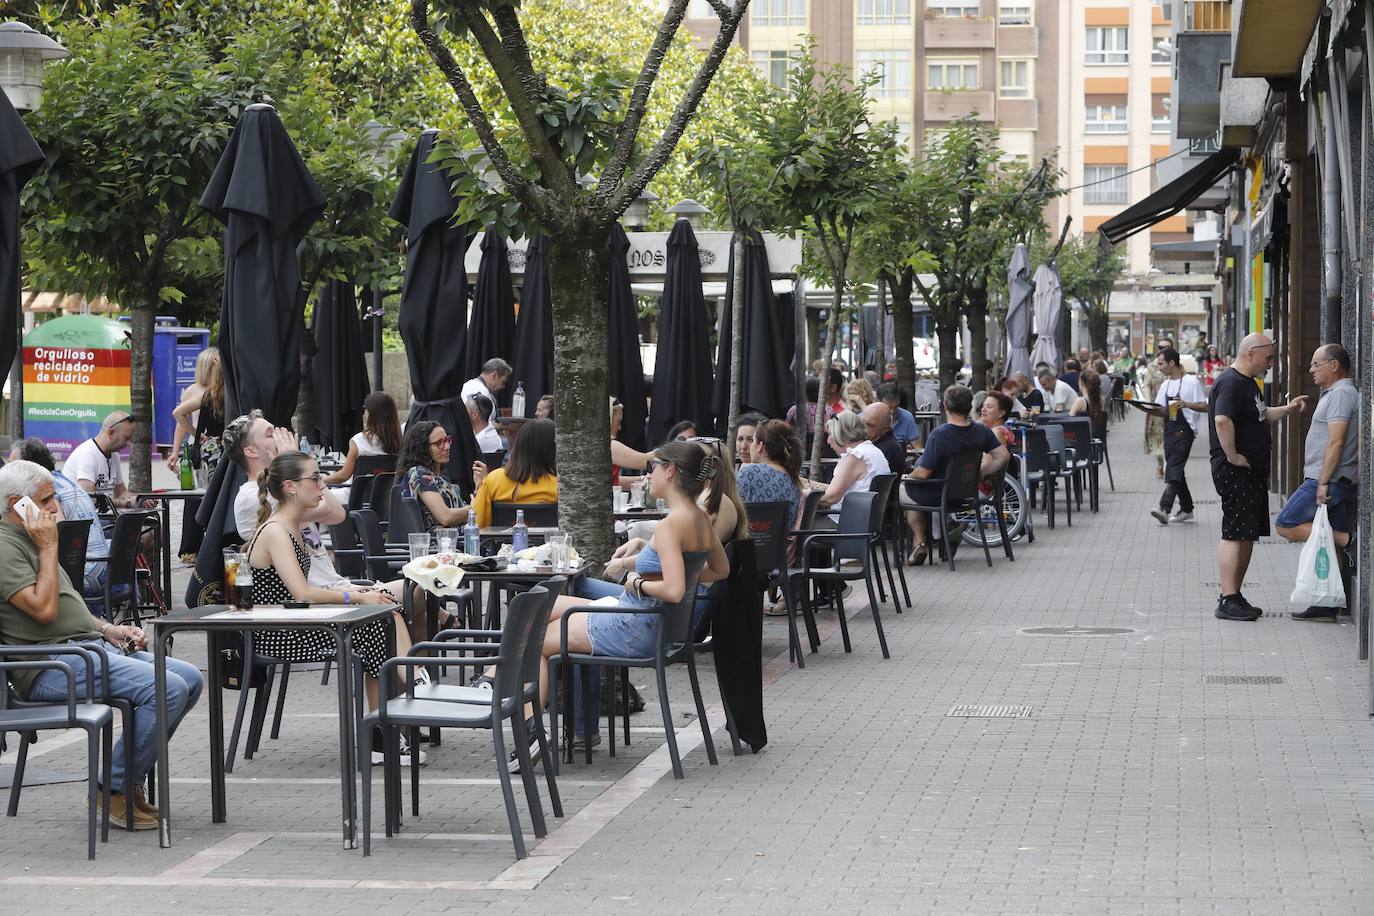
{"left": 23, "top": 314, "right": 131, "bottom": 460}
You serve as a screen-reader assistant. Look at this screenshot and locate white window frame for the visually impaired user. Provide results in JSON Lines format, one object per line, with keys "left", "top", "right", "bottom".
{"left": 857, "top": 49, "right": 913, "bottom": 98}
{"left": 1086, "top": 26, "right": 1130, "bottom": 65}
{"left": 927, "top": 57, "right": 980, "bottom": 91}
{"left": 1084, "top": 101, "right": 1128, "bottom": 133}
{"left": 997, "top": 1, "right": 1031, "bottom": 25}
{"left": 752, "top": 0, "right": 806, "bottom": 27}
{"left": 998, "top": 59, "right": 1032, "bottom": 98}
{"left": 927, "top": 1, "right": 980, "bottom": 17}
{"left": 1083, "top": 165, "right": 1128, "bottom": 204}
{"left": 751, "top": 49, "right": 796, "bottom": 88}
{"left": 1151, "top": 37, "right": 1171, "bottom": 65}
{"left": 857, "top": 0, "right": 911, "bottom": 26}
{"left": 1152, "top": 109, "right": 1171, "bottom": 133}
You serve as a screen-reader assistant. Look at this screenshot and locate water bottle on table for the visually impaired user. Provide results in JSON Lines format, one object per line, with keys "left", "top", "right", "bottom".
{"left": 511, "top": 509, "right": 529, "bottom": 554}
{"left": 512, "top": 381, "right": 526, "bottom": 418}
{"left": 463, "top": 516, "right": 480, "bottom": 556}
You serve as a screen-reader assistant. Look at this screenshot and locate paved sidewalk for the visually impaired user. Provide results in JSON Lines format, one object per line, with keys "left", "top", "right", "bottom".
{"left": 3, "top": 412, "right": 1374, "bottom": 914}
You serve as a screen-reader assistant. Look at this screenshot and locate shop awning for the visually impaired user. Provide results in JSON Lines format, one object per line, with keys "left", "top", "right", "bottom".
{"left": 1098, "top": 149, "right": 1239, "bottom": 244}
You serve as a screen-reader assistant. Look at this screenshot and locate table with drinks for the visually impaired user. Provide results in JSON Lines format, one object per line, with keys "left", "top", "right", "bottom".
{"left": 131, "top": 484, "right": 207, "bottom": 606}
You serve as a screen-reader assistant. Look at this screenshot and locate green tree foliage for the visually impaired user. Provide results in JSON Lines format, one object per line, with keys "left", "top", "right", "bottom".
{"left": 1051, "top": 233, "right": 1125, "bottom": 357}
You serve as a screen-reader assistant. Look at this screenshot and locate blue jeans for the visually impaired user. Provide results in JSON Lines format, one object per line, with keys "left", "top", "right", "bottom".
{"left": 29, "top": 640, "right": 204, "bottom": 794}
{"left": 1276, "top": 478, "right": 1355, "bottom": 534}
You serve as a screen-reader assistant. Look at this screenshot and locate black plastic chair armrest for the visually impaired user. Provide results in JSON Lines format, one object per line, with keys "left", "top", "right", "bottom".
{"left": 431, "top": 628, "right": 501, "bottom": 642}
{"left": 0, "top": 644, "right": 106, "bottom": 704}
{"left": 0, "top": 659, "right": 78, "bottom": 713}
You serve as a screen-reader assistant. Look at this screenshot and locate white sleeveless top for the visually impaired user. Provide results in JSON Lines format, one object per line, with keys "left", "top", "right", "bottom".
{"left": 830, "top": 439, "right": 886, "bottom": 517}
{"left": 351, "top": 432, "right": 386, "bottom": 457}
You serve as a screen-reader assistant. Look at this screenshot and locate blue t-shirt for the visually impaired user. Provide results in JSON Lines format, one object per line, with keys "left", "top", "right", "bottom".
{"left": 891, "top": 407, "right": 919, "bottom": 444}
{"left": 916, "top": 421, "right": 1001, "bottom": 474}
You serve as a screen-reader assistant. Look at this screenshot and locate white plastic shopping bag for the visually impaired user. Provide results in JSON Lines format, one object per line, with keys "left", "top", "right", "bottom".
{"left": 1291, "top": 505, "right": 1346, "bottom": 607}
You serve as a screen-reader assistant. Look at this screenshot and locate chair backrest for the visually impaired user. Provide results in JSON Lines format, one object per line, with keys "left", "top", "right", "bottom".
{"left": 868, "top": 473, "right": 897, "bottom": 509}
{"left": 368, "top": 472, "right": 396, "bottom": 522}
{"left": 481, "top": 450, "right": 507, "bottom": 470}
{"left": 1040, "top": 423, "right": 1070, "bottom": 464}
{"left": 56, "top": 520, "right": 90, "bottom": 590}
{"left": 741, "top": 500, "right": 790, "bottom": 575}
{"left": 386, "top": 492, "right": 424, "bottom": 546}
{"left": 346, "top": 455, "right": 395, "bottom": 511}
{"left": 105, "top": 510, "right": 157, "bottom": 592}
{"left": 657, "top": 551, "right": 710, "bottom": 652}
{"left": 1021, "top": 425, "right": 1051, "bottom": 473}
{"left": 1054, "top": 417, "right": 1094, "bottom": 462}
{"left": 797, "top": 488, "right": 823, "bottom": 531}
{"left": 493, "top": 586, "right": 550, "bottom": 704}
{"left": 328, "top": 516, "right": 365, "bottom": 578}
{"left": 833, "top": 490, "right": 877, "bottom": 565}
{"left": 491, "top": 501, "right": 558, "bottom": 527}
{"left": 938, "top": 450, "right": 984, "bottom": 505}
{"left": 349, "top": 508, "right": 386, "bottom": 556}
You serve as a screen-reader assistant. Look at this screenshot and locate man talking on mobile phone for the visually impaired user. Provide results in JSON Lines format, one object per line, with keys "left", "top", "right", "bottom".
{"left": 0, "top": 460, "right": 203, "bottom": 830}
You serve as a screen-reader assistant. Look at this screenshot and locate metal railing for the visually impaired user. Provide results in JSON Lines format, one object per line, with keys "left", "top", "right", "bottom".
{"left": 1182, "top": 0, "right": 1231, "bottom": 33}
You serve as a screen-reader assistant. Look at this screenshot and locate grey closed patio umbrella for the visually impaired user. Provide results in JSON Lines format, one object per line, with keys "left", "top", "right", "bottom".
{"left": 201, "top": 103, "right": 325, "bottom": 425}
{"left": 1028, "top": 261, "right": 1062, "bottom": 371}
{"left": 389, "top": 129, "right": 480, "bottom": 492}
{"left": 607, "top": 224, "right": 648, "bottom": 450}
{"left": 1004, "top": 242, "right": 1033, "bottom": 379}
{"left": 311, "top": 279, "right": 370, "bottom": 450}
{"left": 0, "top": 89, "right": 43, "bottom": 385}
{"left": 648, "top": 219, "right": 713, "bottom": 444}
{"left": 463, "top": 228, "right": 517, "bottom": 409}
{"left": 511, "top": 233, "right": 553, "bottom": 416}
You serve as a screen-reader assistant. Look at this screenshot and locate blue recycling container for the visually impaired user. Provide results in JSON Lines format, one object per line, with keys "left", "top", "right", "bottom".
{"left": 151, "top": 320, "right": 210, "bottom": 448}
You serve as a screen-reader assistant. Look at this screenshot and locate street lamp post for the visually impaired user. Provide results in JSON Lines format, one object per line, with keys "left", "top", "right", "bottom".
{"left": 0, "top": 22, "right": 69, "bottom": 440}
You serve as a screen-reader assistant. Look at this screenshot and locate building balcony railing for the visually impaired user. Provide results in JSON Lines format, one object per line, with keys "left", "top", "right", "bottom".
{"left": 1181, "top": 0, "right": 1231, "bottom": 33}
{"left": 924, "top": 16, "right": 995, "bottom": 49}
{"left": 923, "top": 90, "right": 994, "bottom": 122}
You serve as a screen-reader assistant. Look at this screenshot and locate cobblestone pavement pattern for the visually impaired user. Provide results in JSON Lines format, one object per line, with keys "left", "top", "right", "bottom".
{"left": 2, "top": 411, "right": 1373, "bottom": 914}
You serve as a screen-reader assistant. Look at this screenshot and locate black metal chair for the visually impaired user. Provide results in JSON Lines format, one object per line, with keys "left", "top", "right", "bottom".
{"left": 1038, "top": 423, "right": 1079, "bottom": 521}
{"left": 490, "top": 501, "right": 558, "bottom": 527}
{"left": 1020, "top": 425, "right": 1072, "bottom": 529}
{"left": 1, "top": 644, "right": 113, "bottom": 858}
{"left": 57, "top": 519, "right": 91, "bottom": 590}
{"left": 743, "top": 500, "right": 808, "bottom": 666}
{"left": 787, "top": 491, "right": 891, "bottom": 660}
{"left": 866, "top": 474, "right": 910, "bottom": 613}
{"left": 101, "top": 511, "right": 160, "bottom": 625}
{"left": 327, "top": 516, "right": 366, "bottom": 579}
{"left": 346, "top": 455, "right": 396, "bottom": 512}
{"left": 1053, "top": 416, "right": 1099, "bottom": 512}
{"left": 903, "top": 451, "right": 993, "bottom": 570}
{"left": 481, "top": 450, "right": 507, "bottom": 470}
{"left": 361, "top": 586, "right": 562, "bottom": 859}
{"left": 386, "top": 491, "right": 425, "bottom": 548}
{"left": 552, "top": 553, "right": 715, "bottom": 780}
{"left": 368, "top": 472, "right": 396, "bottom": 527}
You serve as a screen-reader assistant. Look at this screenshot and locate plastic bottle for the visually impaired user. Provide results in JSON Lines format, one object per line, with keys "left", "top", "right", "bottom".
{"left": 178, "top": 442, "right": 195, "bottom": 490}
{"left": 300, "top": 435, "right": 312, "bottom": 455}
{"left": 512, "top": 381, "right": 526, "bottom": 418}
{"left": 511, "top": 509, "right": 529, "bottom": 554}
{"left": 463, "top": 515, "right": 480, "bottom": 556}
{"left": 234, "top": 560, "right": 255, "bottom": 610}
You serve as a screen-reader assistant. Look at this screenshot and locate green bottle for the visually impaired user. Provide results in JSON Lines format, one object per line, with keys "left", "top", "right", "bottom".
{"left": 179, "top": 442, "right": 194, "bottom": 490}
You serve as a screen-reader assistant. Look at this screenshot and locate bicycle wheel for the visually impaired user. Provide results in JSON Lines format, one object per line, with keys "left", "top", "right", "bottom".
{"left": 954, "top": 476, "right": 1028, "bottom": 547}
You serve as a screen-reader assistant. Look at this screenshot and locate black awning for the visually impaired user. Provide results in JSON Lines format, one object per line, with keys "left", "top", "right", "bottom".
{"left": 1098, "top": 148, "right": 1239, "bottom": 244}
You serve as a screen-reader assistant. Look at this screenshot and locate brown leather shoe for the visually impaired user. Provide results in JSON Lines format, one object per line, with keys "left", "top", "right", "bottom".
{"left": 131, "top": 785, "right": 159, "bottom": 817}
{"left": 100, "top": 791, "right": 158, "bottom": 830}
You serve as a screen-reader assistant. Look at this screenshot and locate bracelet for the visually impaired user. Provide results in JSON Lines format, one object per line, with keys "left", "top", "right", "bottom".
{"left": 342, "top": 590, "right": 351, "bottom": 605}
{"left": 100, "top": 622, "right": 111, "bottom": 638}
{"left": 627, "top": 575, "right": 640, "bottom": 598}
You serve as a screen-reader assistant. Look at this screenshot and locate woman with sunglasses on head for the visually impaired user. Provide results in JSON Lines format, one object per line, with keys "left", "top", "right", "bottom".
{"left": 396, "top": 421, "right": 474, "bottom": 529}
{"left": 689, "top": 436, "right": 748, "bottom": 544}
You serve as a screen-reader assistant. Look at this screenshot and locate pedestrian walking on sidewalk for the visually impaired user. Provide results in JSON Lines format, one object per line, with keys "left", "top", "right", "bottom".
{"left": 1148, "top": 347, "right": 1207, "bottom": 526}
{"left": 1208, "top": 333, "right": 1310, "bottom": 621}
{"left": 1276, "top": 343, "right": 1358, "bottom": 621}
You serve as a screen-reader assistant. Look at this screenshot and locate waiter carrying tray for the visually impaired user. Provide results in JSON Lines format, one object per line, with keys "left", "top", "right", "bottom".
{"left": 1142, "top": 347, "right": 1208, "bottom": 525}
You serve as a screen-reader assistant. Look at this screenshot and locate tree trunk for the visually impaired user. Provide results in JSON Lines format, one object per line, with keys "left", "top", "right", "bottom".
{"left": 934, "top": 319, "right": 961, "bottom": 396}
{"left": 548, "top": 230, "right": 615, "bottom": 566}
{"left": 128, "top": 305, "right": 155, "bottom": 492}
{"left": 296, "top": 324, "right": 317, "bottom": 441}
{"left": 1085, "top": 301, "right": 1109, "bottom": 356}
{"left": 891, "top": 269, "right": 916, "bottom": 400}
{"left": 875, "top": 276, "right": 887, "bottom": 376}
{"left": 967, "top": 283, "right": 992, "bottom": 391}
{"left": 727, "top": 229, "right": 745, "bottom": 453}
{"left": 805, "top": 309, "right": 821, "bottom": 373}
{"left": 809, "top": 291, "right": 844, "bottom": 475}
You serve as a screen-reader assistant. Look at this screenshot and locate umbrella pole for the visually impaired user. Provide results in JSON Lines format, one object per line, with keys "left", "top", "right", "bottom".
{"left": 371, "top": 288, "right": 384, "bottom": 392}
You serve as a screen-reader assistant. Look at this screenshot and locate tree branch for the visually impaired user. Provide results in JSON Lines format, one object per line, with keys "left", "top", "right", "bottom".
{"left": 1048, "top": 215, "right": 1073, "bottom": 263}
{"left": 596, "top": 0, "right": 690, "bottom": 207}
{"left": 144, "top": 198, "right": 192, "bottom": 292}
{"left": 604, "top": 0, "right": 748, "bottom": 218}
{"left": 704, "top": 0, "right": 731, "bottom": 17}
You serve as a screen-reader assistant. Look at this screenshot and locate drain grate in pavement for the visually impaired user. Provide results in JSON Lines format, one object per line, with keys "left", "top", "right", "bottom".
{"left": 1203, "top": 675, "right": 1285, "bottom": 685}
{"left": 946, "top": 704, "right": 1033, "bottom": 718}
{"left": 1192, "top": 499, "right": 1219, "bottom": 505}
{"left": 1020, "top": 626, "right": 1137, "bottom": 636}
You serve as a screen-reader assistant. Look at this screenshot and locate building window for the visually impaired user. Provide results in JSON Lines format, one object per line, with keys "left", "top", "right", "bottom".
{"left": 752, "top": 0, "right": 806, "bottom": 27}
{"left": 1086, "top": 26, "right": 1129, "bottom": 65}
{"left": 927, "top": 58, "right": 979, "bottom": 91}
{"left": 998, "top": 1, "right": 1031, "bottom": 24}
{"left": 1152, "top": 95, "right": 1171, "bottom": 133}
{"left": 751, "top": 49, "right": 796, "bottom": 88}
{"left": 1151, "top": 37, "right": 1171, "bottom": 64}
{"left": 1084, "top": 101, "right": 1127, "bottom": 133}
{"left": 1084, "top": 165, "right": 1128, "bottom": 204}
{"left": 927, "top": 1, "right": 980, "bottom": 17}
{"left": 857, "top": 0, "right": 911, "bottom": 26}
{"left": 999, "top": 59, "right": 1031, "bottom": 98}
{"left": 858, "top": 49, "right": 913, "bottom": 98}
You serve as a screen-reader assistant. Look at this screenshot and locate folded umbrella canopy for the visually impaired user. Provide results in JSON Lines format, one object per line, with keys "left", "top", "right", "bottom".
{"left": 389, "top": 129, "right": 480, "bottom": 492}
{"left": 711, "top": 230, "right": 792, "bottom": 434}
{"left": 201, "top": 103, "right": 324, "bottom": 425}
{"left": 463, "top": 228, "right": 517, "bottom": 410}
{"left": 1004, "top": 242, "right": 1034, "bottom": 379}
{"left": 0, "top": 89, "right": 43, "bottom": 385}
{"left": 311, "top": 279, "right": 370, "bottom": 450}
{"left": 648, "top": 219, "right": 714, "bottom": 444}
{"left": 511, "top": 234, "right": 553, "bottom": 417}
{"left": 607, "top": 224, "right": 648, "bottom": 451}
{"left": 1028, "top": 261, "right": 1062, "bottom": 371}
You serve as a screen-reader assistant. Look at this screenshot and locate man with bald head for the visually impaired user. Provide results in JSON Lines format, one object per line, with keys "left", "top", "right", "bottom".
{"left": 1208, "top": 333, "right": 1310, "bottom": 621}
{"left": 862, "top": 401, "right": 905, "bottom": 474}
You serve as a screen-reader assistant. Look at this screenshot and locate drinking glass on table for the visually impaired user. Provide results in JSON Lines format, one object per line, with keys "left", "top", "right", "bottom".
{"left": 435, "top": 527, "right": 458, "bottom": 557}
{"left": 222, "top": 548, "right": 239, "bottom": 605}
{"left": 613, "top": 487, "right": 628, "bottom": 512}
{"left": 408, "top": 532, "right": 431, "bottom": 562}
{"left": 547, "top": 532, "right": 569, "bottom": 570}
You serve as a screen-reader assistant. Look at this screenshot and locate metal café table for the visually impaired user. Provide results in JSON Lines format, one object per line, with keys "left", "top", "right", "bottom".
{"left": 151, "top": 603, "right": 397, "bottom": 850}
{"left": 131, "top": 488, "right": 205, "bottom": 604}
{"left": 418, "top": 557, "right": 593, "bottom": 630}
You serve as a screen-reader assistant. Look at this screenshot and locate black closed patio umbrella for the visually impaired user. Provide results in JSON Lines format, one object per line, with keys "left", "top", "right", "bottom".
{"left": 648, "top": 219, "right": 713, "bottom": 444}
{"left": 186, "top": 459, "right": 248, "bottom": 608}
{"left": 201, "top": 103, "right": 324, "bottom": 425}
{"left": 311, "top": 278, "right": 370, "bottom": 450}
{"left": 463, "top": 228, "right": 517, "bottom": 409}
{"left": 607, "top": 224, "right": 648, "bottom": 451}
{"left": 0, "top": 90, "right": 43, "bottom": 385}
{"left": 711, "top": 230, "right": 793, "bottom": 435}
{"left": 389, "top": 129, "right": 480, "bottom": 492}
{"left": 511, "top": 233, "right": 553, "bottom": 417}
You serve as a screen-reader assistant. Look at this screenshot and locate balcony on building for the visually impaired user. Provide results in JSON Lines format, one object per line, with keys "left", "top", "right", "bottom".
{"left": 924, "top": 90, "right": 995, "bottom": 121}
{"left": 1218, "top": 62, "right": 1268, "bottom": 148}
{"left": 1174, "top": 1, "right": 1231, "bottom": 139}
{"left": 1231, "top": 0, "right": 1323, "bottom": 78}
{"left": 996, "top": 24, "right": 1038, "bottom": 57}
{"left": 924, "top": 15, "right": 995, "bottom": 49}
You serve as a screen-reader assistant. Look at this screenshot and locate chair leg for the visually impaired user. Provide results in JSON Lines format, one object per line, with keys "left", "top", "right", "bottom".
{"left": 533, "top": 714, "right": 563, "bottom": 818}
{"left": 620, "top": 667, "right": 631, "bottom": 746}
{"left": 685, "top": 654, "right": 717, "bottom": 766}
{"left": 7, "top": 731, "right": 29, "bottom": 816}
{"left": 490, "top": 726, "right": 528, "bottom": 858}
{"left": 120, "top": 703, "right": 136, "bottom": 830}
{"left": 605, "top": 667, "right": 616, "bottom": 758}
{"left": 270, "top": 663, "right": 291, "bottom": 740}
{"left": 870, "top": 545, "right": 888, "bottom": 604}
{"left": 320, "top": 658, "right": 331, "bottom": 686}
{"left": 225, "top": 667, "right": 255, "bottom": 774}
{"left": 996, "top": 495, "right": 1015, "bottom": 561}
{"left": 864, "top": 572, "right": 891, "bottom": 660}
{"left": 834, "top": 585, "right": 853, "bottom": 653}
{"left": 511, "top": 715, "right": 547, "bottom": 838}
{"left": 784, "top": 576, "right": 805, "bottom": 669}
{"left": 943, "top": 515, "right": 956, "bottom": 572}
{"left": 722, "top": 696, "right": 744, "bottom": 756}
{"left": 409, "top": 726, "right": 420, "bottom": 818}
{"left": 892, "top": 535, "right": 912, "bottom": 609}
{"left": 100, "top": 722, "right": 112, "bottom": 845}
{"left": 359, "top": 723, "right": 372, "bottom": 856}
{"left": 85, "top": 726, "right": 98, "bottom": 860}
{"left": 878, "top": 541, "right": 901, "bottom": 614}
{"left": 244, "top": 665, "right": 275, "bottom": 760}
{"left": 1104, "top": 447, "right": 1115, "bottom": 490}
{"left": 656, "top": 663, "right": 684, "bottom": 779}
{"left": 545, "top": 657, "right": 561, "bottom": 774}
{"left": 579, "top": 666, "right": 595, "bottom": 765}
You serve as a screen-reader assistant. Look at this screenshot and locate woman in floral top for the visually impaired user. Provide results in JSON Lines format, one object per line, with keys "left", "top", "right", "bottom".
{"left": 396, "top": 421, "right": 471, "bottom": 529}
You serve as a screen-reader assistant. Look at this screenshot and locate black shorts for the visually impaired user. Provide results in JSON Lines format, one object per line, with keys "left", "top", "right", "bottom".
{"left": 1212, "top": 462, "right": 1270, "bottom": 541}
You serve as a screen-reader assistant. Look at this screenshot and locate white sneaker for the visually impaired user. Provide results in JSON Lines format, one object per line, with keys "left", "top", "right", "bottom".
{"left": 1149, "top": 508, "right": 1169, "bottom": 525}
{"left": 1168, "top": 511, "right": 1195, "bottom": 523}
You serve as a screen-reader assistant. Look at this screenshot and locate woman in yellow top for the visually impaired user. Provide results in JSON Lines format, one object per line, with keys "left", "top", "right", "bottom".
{"left": 470, "top": 418, "right": 558, "bottom": 527}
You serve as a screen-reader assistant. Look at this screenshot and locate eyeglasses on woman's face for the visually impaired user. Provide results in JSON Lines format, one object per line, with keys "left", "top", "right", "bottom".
{"left": 429, "top": 435, "right": 453, "bottom": 449}
{"left": 648, "top": 458, "right": 672, "bottom": 472}
{"left": 292, "top": 471, "right": 325, "bottom": 485}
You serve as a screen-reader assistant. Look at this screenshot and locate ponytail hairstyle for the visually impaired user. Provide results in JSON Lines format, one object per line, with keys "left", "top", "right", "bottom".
{"left": 1080, "top": 368, "right": 1104, "bottom": 421}
{"left": 363, "top": 391, "right": 402, "bottom": 454}
{"left": 256, "top": 451, "right": 315, "bottom": 529}
{"left": 654, "top": 440, "right": 717, "bottom": 500}
{"left": 691, "top": 438, "right": 748, "bottom": 541}
{"left": 753, "top": 419, "right": 803, "bottom": 483}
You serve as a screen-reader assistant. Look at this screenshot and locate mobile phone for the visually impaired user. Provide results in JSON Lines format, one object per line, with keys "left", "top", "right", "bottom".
{"left": 12, "top": 495, "right": 39, "bottom": 521}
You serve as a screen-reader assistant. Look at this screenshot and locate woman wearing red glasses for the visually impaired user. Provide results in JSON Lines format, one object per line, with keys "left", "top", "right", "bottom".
{"left": 397, "top": 421, "right": 473, "bottom": 529}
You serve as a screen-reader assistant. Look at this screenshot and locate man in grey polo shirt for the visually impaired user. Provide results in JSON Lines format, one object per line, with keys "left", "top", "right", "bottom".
{"left": 1276, "top": 343, "right": 1358, "bottom": 619}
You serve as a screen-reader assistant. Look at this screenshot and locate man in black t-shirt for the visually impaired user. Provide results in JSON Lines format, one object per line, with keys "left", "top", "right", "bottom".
{"left": 1208, "top": 333, "right": 1309, "bottom": 621}
{"left": 861, "top": 403, "right": 906, "bottom": 475}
